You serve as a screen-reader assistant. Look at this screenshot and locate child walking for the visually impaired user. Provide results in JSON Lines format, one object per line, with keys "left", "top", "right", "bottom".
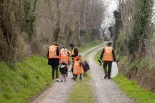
{"left": 59, "top": 62, "right": 68, "bottom": 82}
{"left": 82, "top": 59, "right": 90, "bottom": 77}
{"left": 73, "top": 53, "right": 84, "bottom": 81}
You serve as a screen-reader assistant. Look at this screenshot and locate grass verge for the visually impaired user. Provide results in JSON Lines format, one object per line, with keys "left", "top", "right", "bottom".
{"left": 0, "top": 55, "right": 53, "bottom": 103}
{"left": 66, "top": 41, "right": 103, "bottom": 103}
{"left": 113, "top": 74, "right": 155, "bottom": 103}
{"left": 78, "top": 40, "right": 103, "bottom": 53}
{"left": 66, "top": 72, "right": 95, "bottom": 103}
{"left": 94, "top": 50, "right": 155, "bottom": 103}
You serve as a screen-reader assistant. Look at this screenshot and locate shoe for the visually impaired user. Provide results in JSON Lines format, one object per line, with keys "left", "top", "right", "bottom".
{"left": 108, "top": 77, "right": 111, "bottom": 79}
{"left": 73, "top": 78, "right": 76, "bottom": 81}
{"left": 56, "top": 79, "right": 59, "bottom": 82}
{"left": 104, "top": 75, "right": 108, "bottom": 79}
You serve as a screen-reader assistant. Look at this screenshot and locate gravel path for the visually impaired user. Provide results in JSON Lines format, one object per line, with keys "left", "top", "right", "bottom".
{"left": 31, "top": 43, "right": 105, "bottom": 103}
{"left": 88, "top": 43, "right": 134, "bottom": 103}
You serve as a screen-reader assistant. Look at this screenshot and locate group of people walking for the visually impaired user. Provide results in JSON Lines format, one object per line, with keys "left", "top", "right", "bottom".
{"left": 47, "top": 41, "right": 116, "bottom": 82}
{"left": 47, "top": 42, "right": 90, "bottom": 82}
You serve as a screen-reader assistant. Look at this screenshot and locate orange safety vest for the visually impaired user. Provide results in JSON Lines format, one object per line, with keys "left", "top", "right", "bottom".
{"left": 71, "top": 47, "right": 78, "bottom": 62}
{"left": 48, "top": 45, "right": 59, "bottom": 59}
{"left": 60, "top": 49, "right": 69, "bottom": 64}
{"left": 103, "top": 46, "right": 113, "bottom": 61}
{"left": 73, "top": 59, "right": 84, "bottom": 74}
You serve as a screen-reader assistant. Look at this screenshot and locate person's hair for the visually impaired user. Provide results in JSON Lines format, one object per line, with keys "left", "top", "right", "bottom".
{"left": 107, "top": 42, "right": 112, "bottom": 46}
{"left": 62, "top": 61, "right": 66, "bottom": 65}
{"left": 62, "top": 46, "right": 66, "bottom": 48}
{"left": 78, "top": 53, "right": 82, "bottom": 57}
{"left": 53, "top": 42, "right": 57, "bottom": 45}
{"left": 70, "top": 43, "right": 74, "bottom": 47}
{"left": 56, "top": 43, "right": 59, "bottom": 46}
{"left": 83, "top": 59, "right": 87, "bottom": 62}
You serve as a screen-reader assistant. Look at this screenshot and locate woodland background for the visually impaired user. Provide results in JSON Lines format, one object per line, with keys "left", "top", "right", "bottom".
{"left": 0, "top": 0, "right": 104, "bottom": 64}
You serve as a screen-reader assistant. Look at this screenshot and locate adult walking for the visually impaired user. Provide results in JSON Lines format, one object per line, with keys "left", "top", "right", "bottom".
{"left": 47, "top": 42, "right": 60, "bottom": 81}
{"left": 59, "top": 46, "right": 70, "bottom": 65}
{"left": 69, "top": 43, "right": 78, "bottom": 78}
{"left": 99, "top": 42, "right": 116, "bottom": 79}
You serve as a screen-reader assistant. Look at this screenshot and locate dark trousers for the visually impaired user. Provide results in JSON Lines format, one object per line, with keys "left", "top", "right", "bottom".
{"left": 71, "top": 62, "right": 74, "bottom": 77}
{"left": 74, "top": 74, "right": 82, "bottom": 80}
{"left": 103, "top": 61, "right": 112, "bottom": 78}
{"left": 51, "top": 65, "right": 59, "bottom": 79}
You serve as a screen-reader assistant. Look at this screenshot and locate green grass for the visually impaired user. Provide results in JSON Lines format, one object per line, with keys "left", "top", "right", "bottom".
{"left": 0, "top": 55, "right": 53, "bottom": 103}
{"left": 78, "top": 40, "right": 103, "bottom": 53}
{"left": 0, "top": 40, "right": 103, "bottom": 103}
{"left": 66, "top": 41, "right": 103, "bottom": 103}
{"left": 94, "top": 50, "right": 155, "bottom": 103}
{"left": 113, "top": 74, "right": 155, "bottom": 103}
{"left": 67, "top": 73, "right": 95, "bottom": 103}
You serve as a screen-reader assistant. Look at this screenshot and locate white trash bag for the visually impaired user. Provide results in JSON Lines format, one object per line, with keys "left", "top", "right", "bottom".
{"left": 111, "top": 62, "right": 118, "bottom": 78}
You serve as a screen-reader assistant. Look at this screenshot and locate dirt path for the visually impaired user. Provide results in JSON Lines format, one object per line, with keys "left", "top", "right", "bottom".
{"left": 31, "top": 42, "right": 134, "bottom": 103}
{"left": 88, "top": 44, "right": 134, "bottom": 103}
{"left": 31, "top": 43, "right": 105, "bottom": 103}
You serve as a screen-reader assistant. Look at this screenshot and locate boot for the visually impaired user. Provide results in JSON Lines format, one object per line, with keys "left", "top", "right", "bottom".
{"left": 104, "top": 75, "right": 108, "bottom": 79}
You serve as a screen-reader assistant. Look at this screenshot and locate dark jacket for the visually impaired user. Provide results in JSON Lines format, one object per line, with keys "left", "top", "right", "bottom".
{"left": 71, "top": 47, "right": 78, "bottom": 57}
{"left": 100, "top": 46, "right": 116, "bottom": 62}
{"left": 60, "top": 63, "right": 68, "bottom": 74}
{"left": 47, "top": 45, "right": 60, "bottom": 65}
{"left": 82, "top": 61, "right": 90, "bottom": 72}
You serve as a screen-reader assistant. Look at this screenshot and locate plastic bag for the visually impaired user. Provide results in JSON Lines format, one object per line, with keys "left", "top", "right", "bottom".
{"left": 111, "top": 62, "right": 118, "bottom": 78}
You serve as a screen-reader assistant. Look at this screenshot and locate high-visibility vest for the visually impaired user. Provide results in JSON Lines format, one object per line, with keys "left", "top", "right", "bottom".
{"left": 103, "top": 46, "right": 113, "bottom": 61}
{"left": 48, "top": 45, "right": 59, "bottom": 59}
{"left": 71, "top": 47, "right": 77, "bottom": 62}
{"left": 73, "top": 59, "right": 84, "bottom": 74}
{"left": 60, "top": 49, "right": 69, "bottom": 64}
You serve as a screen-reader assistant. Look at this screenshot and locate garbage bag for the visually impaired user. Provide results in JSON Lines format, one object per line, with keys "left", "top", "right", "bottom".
{"left": 111, "top": 62, "right": 118, "bottom": 78}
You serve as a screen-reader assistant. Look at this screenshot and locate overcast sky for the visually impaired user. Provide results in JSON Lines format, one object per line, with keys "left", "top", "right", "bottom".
{"left": 102, "top": 0, "right": 118, "bottom": 29}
